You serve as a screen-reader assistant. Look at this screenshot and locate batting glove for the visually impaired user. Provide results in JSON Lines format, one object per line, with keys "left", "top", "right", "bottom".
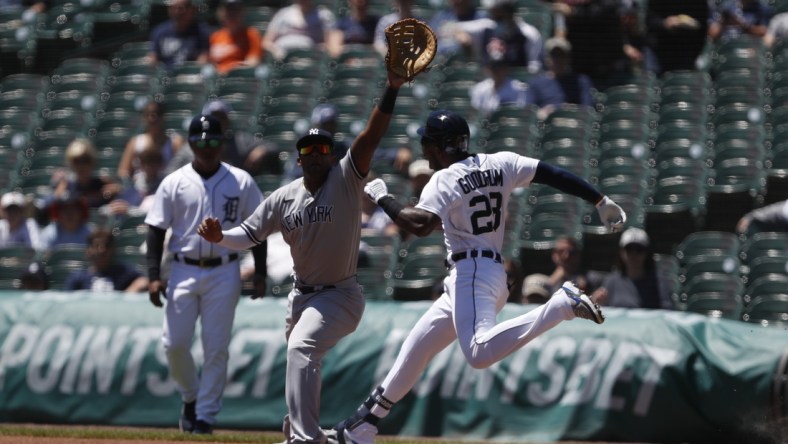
{"left": 596, "top": 196, "right": 626, "bottom": 233}
{"left": 364, "top": 178, "right": 389, "bottom": 203}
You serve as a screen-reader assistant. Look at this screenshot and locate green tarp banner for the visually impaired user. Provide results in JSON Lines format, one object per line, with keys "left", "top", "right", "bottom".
{"left": 0, "top": 291, "right": 784, "bottom": 442}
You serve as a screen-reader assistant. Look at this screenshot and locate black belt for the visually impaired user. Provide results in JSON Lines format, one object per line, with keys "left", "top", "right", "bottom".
{"left": 447, "top": 249, "right": 502, "bottom": 267}
{"left": 173, "top": 253, "right": 239, "bottom": 268}
{"left": 296, "top": 285, "right": 336, "bottom": 294}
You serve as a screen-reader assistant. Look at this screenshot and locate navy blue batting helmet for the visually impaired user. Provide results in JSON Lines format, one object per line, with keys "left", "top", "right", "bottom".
{"left": 188, "top": 114, "right": 224, "bottom": 141}
{"left": 417, "top": 110, "right": 470, "bottom": 153}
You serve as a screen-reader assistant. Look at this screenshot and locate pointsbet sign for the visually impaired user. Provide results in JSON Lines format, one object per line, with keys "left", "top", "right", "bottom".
{"left": 0, "top": 292, "right": 783, "bottom": 442}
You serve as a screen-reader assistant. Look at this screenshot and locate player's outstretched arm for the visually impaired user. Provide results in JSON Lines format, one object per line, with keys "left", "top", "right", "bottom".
{"left": 198, "top": 217, "right": 259, "bottom": 250}
{"left": 365, "top": 178, "right": 441, "bottom": 237}
{"left": 532, "top": 161, "right": 626, "bottom": 233}
{"left": 349, "top": 72, "right": 408, "bottom": 176}
{"left": 351, "top": 18, "right": 436, "bottom": 175}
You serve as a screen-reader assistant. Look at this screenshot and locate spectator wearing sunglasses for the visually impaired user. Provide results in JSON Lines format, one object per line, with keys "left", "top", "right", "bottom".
{"left": 600, "top": 227, "right": 674, "bottom": 309}
{"left": 524, "top": 235, "right": 607, "bottom": 304}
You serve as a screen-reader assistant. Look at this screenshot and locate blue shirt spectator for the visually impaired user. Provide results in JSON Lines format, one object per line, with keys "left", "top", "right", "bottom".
{"left": 64, "top": 229, "right": 147, "bottom": 292}
{"left": 709, "top": 0, "right": 772, "bottom": 42}
{"left": 337, "top": 0, "right": 379, "bottom": 44}
{"left": 148, "top": 0, "right": 211, "bottom": 72}
{"left": 526, "top": 37, "right": 594, "bottom": 120}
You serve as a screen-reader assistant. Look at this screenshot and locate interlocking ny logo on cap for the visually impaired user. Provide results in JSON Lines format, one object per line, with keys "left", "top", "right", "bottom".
{"left": 309, "top": 128, "right": 320, "bottom": 135}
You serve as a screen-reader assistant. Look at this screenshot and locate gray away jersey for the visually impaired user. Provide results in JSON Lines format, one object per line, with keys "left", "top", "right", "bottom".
{"left": 416, "top": 152, "right": 539, "bottom": 257}
{"left": 239, "top": 153, "right": 366, "bottom": 285}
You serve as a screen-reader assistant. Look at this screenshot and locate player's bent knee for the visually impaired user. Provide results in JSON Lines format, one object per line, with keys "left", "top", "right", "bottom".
{"left": 465, "top": 353, "right": 496, "bottom": 370}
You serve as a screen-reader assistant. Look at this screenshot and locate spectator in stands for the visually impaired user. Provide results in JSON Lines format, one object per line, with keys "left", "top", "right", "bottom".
{"left": 469, "top": 52, "right": 528, "bottom": 117}
{"left": 114, "top": 145, "right": 166, "bottom": 215}
{"left": 620, "top": 0, "right": 657, "bottom": 75}
{"left": 148, "top": 0, "right": 212, "bottom": 72}
{"left": 373, "top": 0, "right": 422, "bottom": 58}
{"left": 429, "top": 0, "right": 487, "bottom": 59}
{"left": 19, "top": 261, "right": 49, "bottom": 291}
{"left": 479, "top": 0, "right": 543, "bottom": 73}
{"left": 39, "top": 193, "right": 93, "bottom": 251}
{"left": 337, "top": 0, "right": 380, "bottom": 45}
{"left": 736, "top": 199, "right": 788, "bottom": 234}
{"left": 0, "top": 0, "right": 48, "bottom": 16}
{"left": 600, "top": 227, "right": 674, "bottom": 309}
{"left": 199, "top": 99, "right": 274, "bottom": 175}
{"left": 52, "top": 137, "right": 121, "bottom": 209}
{"left": 209, "top": 0, "right": 263, "bottom": 74}
{"left": 118, "top": 101, "right": 187, "bottom": 181}
{"left": 0, "top": 191, "right": 42, "bottom": 251}
{"left": 504, "top": 256, "right": 524, "bottom": 303}
{"left": 646, "top": 0, "right": 711, "bottom": 75}
{"left": 530, "top": 235, "right": 606, "bottom": 301}
{"left": 561, "top": 0, "right": 630, "bottom": 90}
{"left": 521, "top": 273, "right": 551, "bottom": 305}
{"left": 525, "top": 37, "right": 595, "bottom": 121}
{"left": 407, "top": 158, "right": 432, "bottom": 204}
{"left": 764, "top": 11, "right": 788, "bottom": 47}
{"left": 64, "top": 229, "right": 148, "bottom": 292}
{"left": 263, "top": 0, "right": 343, "bottom": 60}
{"left": 708, "top": 0, "right": 772, "bottom": 43}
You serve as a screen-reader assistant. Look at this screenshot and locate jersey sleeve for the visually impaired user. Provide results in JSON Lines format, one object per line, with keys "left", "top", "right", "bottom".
{"left": 415, "top": 172, "right": 455, "bottom": 219}
{"left": 239, "top": 188, "right": 282, "bottom": 244}
{"left": 144, "top": 175, "right": 174, "bottom": 230}
{"left": 506, "top": 152, "right": 539, "bottom": 189}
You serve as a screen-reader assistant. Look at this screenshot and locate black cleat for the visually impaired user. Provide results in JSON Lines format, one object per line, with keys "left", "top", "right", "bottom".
{"left": 192, "top": 419, "right": 213, "bottom": 435}
{"left": 179, "top": 401, "right": 196, "bottom": 433}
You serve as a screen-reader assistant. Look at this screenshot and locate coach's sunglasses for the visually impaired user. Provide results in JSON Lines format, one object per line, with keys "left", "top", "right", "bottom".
{"left": 299, "top": 144, "right": 332, "bottom": 156}
{"left": 192, "top": 139, "right": 223, "bottom": 149}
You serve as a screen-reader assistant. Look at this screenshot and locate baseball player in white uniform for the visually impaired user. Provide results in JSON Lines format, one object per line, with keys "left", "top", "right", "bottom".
{"left": 197, "top": 68, "right": 411, "bottom": 443}
{"left": 332, "top": 109, "right": 626, "bottom": 444}
{"left": 145, "top": 114, "right": 266, "bottom": 435}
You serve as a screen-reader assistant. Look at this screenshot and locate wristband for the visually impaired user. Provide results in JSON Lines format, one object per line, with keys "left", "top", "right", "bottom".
{"left": 378, "top": 86, "right": 399, "bottom": 114}
{"left": 378, "top": 195, "right": 404, "bottom": 220}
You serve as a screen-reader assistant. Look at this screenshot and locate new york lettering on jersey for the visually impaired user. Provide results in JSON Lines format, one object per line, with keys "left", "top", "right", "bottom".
{"left": 282, "top": 205, "right": 334, "bottom": 233}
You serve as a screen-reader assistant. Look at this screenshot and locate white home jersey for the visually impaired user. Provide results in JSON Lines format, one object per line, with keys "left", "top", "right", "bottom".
{"left": 416, "top": 152, "right": 538, "bottom": 256}
{"left": 145, "top": 162, "right": 263, "bottom": 257}
{"left": 237, "top": 153, "right": 365, "bottom": 285}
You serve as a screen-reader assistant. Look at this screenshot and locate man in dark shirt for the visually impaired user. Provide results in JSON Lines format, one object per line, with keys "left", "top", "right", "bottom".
{"left": 65, "top": 229, "right": 148, "bottom": 292}
{"left": 148, "top": 0, "right": 212, "bottom": 72}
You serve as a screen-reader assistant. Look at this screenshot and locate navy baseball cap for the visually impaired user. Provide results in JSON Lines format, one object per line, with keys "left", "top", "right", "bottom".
{"left": 188, "top": 114, "right": 224, "bottom": 141}
{"left": 297, "top": 128, "right": 334, "bottom": 150}
{"left": 417, "top": 110, "right": 470, "bottom": 153}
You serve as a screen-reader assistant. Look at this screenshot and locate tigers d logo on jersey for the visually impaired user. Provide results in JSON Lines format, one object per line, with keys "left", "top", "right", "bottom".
{"left": 222, "top": 196, "right": 239, "bottom": 223}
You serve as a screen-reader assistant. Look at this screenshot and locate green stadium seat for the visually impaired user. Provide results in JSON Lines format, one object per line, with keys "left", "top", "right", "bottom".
{"left": 739, "top": 232, "right": 788, "bottom": 264}
{"left": 742, "top": 293, "right": 788, "bottom": 327}
{"left": 673, "top": 230, "right": 741, "bottom": 264}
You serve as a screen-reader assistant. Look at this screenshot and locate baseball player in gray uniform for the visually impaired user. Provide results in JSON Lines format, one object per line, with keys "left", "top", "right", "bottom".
{"left": 145, "top": 114, "right": 267, "bottom": 435}
{"left": 332, "top": 110, "right": 626, "bottom": 444}
{"left": 197, "top": 68, "right": 411, "bottom": 443}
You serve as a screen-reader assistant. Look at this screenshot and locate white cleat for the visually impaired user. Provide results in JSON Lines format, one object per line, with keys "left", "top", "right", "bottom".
{"left": 561, "top": 281, "right": 605, "bottom": 324}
